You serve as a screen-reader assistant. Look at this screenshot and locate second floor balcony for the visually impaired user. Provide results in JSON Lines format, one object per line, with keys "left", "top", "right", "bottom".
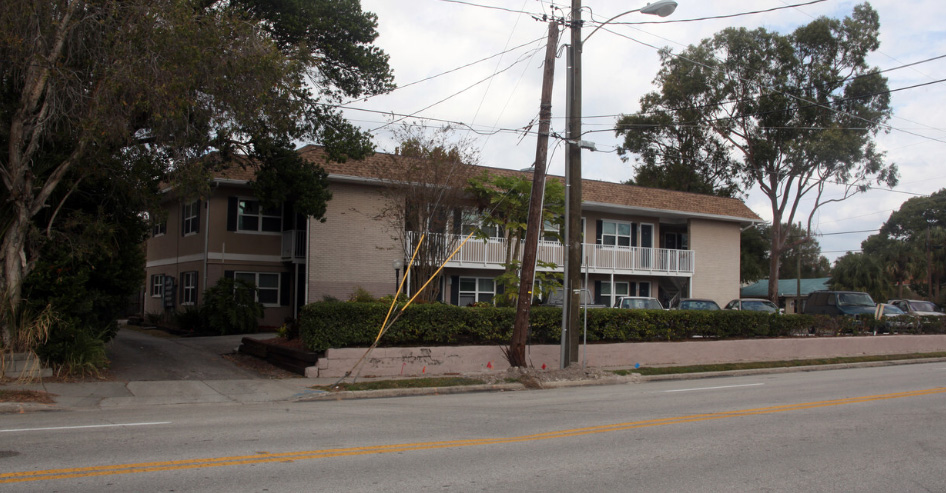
{"left": 405, "top": 232, "right": 694, "bottom": 277}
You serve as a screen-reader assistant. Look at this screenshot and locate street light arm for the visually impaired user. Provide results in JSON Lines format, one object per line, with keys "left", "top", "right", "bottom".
{"left": 582, "top": 0, "right": 678, "bottom": 44}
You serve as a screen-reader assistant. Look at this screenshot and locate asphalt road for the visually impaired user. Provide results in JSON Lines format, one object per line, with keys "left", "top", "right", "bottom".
{"left": 3, "top": 361, "right": 946, "bottom": 491}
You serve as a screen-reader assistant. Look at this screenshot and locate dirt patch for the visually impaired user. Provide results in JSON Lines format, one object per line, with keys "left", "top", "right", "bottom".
{"left": 0, "top": 389, "right": 56, "bottom": 404}
{"left": 480, "top": 365, "right": 611, "bottom": 387}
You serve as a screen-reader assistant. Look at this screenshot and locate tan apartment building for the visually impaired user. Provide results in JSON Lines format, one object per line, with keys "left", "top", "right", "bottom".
{"left": 143, "top": 146, "right": 761, "bottom": 326}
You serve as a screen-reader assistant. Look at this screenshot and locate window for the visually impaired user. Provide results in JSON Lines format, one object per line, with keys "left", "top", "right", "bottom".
{"left": 601, "top": 220, "right": 634, "bottom": 247}
{"left": 600, "top": 281, "right": 630, "bottom": 298}
{"left": 152, "top": 219, "right": 166, "bottom": 237}
{"left": 542, "top": 219, "right": 561, "bottom": 242}
{"left": 600, "top": 281, "right": 630, "bottom": 307}
{"left": 234, "top": 272, "right": 280, "bottom": 306}
{"left": 460, "top": 210, "right": 502, "bottom": 239}
{"left": 458, "top": 277, "right": 495, "bottom": 306}
{"left": 182, "top": 201, "right": 199, "bottom": 236}
{"left": 638, "top": 282, "right": 651, "bottom": 298}
{"left": 151, "top": 274, "right": 164, "bottom": 298}
{"left": 238, "top": 199, "right": 281, "bottom": 233}
{"left": 181, "top": 271, "right": 198, "bottom": 305}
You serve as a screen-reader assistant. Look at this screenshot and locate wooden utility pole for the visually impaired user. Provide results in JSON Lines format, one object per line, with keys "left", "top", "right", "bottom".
{"left": 509, "top": 19, "right": 559, "bottom": 368}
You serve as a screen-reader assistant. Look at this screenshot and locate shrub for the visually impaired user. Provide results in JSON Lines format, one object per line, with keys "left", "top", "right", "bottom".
{"left": 297, "top": 302, "right": 943, "bottom": 352}
{"left": 172, "top": 306, "right": 204, "bottom": 333}
{"left": 36, "top": 321, "right": 109, "bottom": 376}
{"left": 201, "top": 278, "right": 264, "bottom": 335}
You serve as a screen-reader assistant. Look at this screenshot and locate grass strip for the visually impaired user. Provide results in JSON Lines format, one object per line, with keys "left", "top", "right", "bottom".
{"left": 611, "top": 352, "right": 946, "bottom": 376}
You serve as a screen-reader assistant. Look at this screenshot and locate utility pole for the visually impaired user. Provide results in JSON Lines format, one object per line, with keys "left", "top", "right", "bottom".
{"left": 510, "top": 19, "right": 559, "bottom": 368}
{"left": 562, "top": 0, "right": 583, "bottom": 367}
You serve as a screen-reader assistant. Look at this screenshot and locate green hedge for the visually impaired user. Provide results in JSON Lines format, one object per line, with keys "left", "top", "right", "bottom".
{"left": 298, "top": 302, "right": 946, "bottom": 352}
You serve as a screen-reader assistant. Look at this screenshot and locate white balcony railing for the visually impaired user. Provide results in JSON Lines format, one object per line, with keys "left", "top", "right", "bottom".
{"left": 404, "top": 232, "right": 694, "bottom": 276}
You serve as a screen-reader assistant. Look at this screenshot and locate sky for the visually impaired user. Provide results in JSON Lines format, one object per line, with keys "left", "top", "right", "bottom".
{"left": 340, "top": 0, "right": 946, "bottom": 263}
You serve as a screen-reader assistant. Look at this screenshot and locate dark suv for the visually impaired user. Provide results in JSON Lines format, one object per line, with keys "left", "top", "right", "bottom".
{"left": 804, "top": 290, "right": 876, "bottom": 316}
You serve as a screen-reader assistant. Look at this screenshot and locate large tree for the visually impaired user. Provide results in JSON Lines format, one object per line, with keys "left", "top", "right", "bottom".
{"left": 615, "top": 3, "right": 896, "bottom": 303}
{"left": 1, "top": 0, "right": 393, "bottom": 345}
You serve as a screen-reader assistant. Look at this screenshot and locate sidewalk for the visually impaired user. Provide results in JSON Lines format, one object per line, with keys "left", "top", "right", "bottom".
{"left": 5, "top": 327, "right": 946, "bottom": 413}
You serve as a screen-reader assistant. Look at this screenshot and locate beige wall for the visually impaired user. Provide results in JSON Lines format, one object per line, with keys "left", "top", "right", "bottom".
{"left": 144, "top": 185, "right": 292, "bottom": 328}
{"left": 689, "top": 219, "right": 741, "bottom": 306}
{"left": 307, "top": 182, "right": 401, "bottom": 301}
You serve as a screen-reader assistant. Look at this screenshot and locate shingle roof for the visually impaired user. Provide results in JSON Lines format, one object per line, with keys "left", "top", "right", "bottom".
{"left": 211, "top": 145, "right": 762, "bottom": 223}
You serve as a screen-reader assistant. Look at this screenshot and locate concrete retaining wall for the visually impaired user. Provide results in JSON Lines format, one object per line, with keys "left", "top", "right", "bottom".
{"left": 308, "top": 335, "right": 946, "bottom": 378}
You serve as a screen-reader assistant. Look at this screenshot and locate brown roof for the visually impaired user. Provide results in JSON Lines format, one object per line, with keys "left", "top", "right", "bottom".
{"left": 296, "top": 145, "right": 761, "bottom": 223}
{"left": 206, "top": 145, "right": 760, "bottom": 222}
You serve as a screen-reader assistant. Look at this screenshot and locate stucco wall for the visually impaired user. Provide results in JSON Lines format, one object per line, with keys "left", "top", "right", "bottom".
{"left": 688, "top": 219, "right": 741, "bottom": 306}
{"left": 308, "top": 181, "right": 400, "bottom": 301}
{"left": 311, "top": 335, "right": 946, "bottom": 378}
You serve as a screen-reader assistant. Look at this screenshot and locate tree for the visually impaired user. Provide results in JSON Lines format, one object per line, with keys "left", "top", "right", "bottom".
{"left": 830, "top": 252, "right": 891, "bottom": 302}
{"left": 875, "top": 190, "right": 946, "bottom": 300}
{"left": 778, "top": 224, "right": 831, "bottom": 280}
{"left": 376, "top": 125, "right": 479, "bottom": 302}
{"left": 741, "top": 225, "right": 770, "bottom": 284}
{"left": 1, "top": 0, "right": 393, "bottom": 345}
{"left": 466, "top": 172, "right": 565, "bottom": 306}
{"left": 614, "top": 3, "right": 896, "bottom": 303}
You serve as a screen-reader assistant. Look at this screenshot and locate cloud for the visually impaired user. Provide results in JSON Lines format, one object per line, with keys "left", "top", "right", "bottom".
{"left": 350, "top": 0, "right": 946, "bottom": 262}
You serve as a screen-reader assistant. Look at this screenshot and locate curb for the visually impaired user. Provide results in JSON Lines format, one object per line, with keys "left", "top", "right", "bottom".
{"left": 292, "top": 357, "right": 946, "bottom": 401}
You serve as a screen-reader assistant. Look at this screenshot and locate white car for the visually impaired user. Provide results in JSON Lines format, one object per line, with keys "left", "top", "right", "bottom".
{"left": 616, "top": 296, "right": 664, "bottom": 310}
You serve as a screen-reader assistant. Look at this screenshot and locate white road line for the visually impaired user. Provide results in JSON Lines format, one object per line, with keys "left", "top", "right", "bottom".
{"left": 0, "top": 422, "right": 171, "bottom": 433}
{"left": 662, "top": 383, "right": 765, "bottom": 393}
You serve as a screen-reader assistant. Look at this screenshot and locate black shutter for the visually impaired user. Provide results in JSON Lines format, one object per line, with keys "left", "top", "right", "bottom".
{"left": 181, "top": 203, "right": 187, "bottom": 236}
{"left": 596, "top": 220, "right": 603, "bottom": 244}
{"left": 450, "top": 276, "right": 459, "bottom": 306}
{"left": 280, "top": 271, "right": 291, "bottom": 306}
{"left": 594, "top": 280, "right": 603, "bottom": 306}
{"left": 632, "top": 222, "right": 638, "bottom": 247}
{"left": 227, "top": 197, "right": 238, "bottom": 231}
{"left": 194, "top": 201, "right": 200, "bottom": 234}
{"left": 453, "top": 209, "right": 462, "bottom": 235}
{"left": 179, "top": 274, "right": 185, "bottom": 303}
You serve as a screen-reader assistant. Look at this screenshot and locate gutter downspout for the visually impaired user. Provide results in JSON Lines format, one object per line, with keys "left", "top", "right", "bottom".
{"left": 203, "top": 185, "right": 215, "bottom": 298}
{"left": 302, "top": 215, "right": 310, "bottom": 318}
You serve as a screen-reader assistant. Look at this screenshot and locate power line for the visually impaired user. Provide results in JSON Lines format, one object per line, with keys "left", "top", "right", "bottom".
{"left": 590, "top": 0, "right": 829, "bottom": 26}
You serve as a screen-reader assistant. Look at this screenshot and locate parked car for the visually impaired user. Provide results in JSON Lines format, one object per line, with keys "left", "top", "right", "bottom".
{"left": 804, "top": 290, "right": 876, "bottom": 316}
{"left": 616, "top": 296, "right": 664, "bottom": 310}
{"left": 543, "top": 288, "right": 607, "bottom": 308}
{"left": 724, "top": 298, "right": 779, "bottom": 313}
{"left": 887, "top": 299, "right": 944, "bottom": 317}
{"left": 675, "top": 298, "right": 721, "bottom": 311}
{"left": 874, "top": 303, "right": 912, "bottom": 332}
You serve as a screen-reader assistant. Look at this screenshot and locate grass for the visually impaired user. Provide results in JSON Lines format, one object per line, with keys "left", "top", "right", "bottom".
{"left": 610, "top": 352, "right": 946, "bottom": 376}
{"left": 314, "top": 376, "right": 488, "bottom": 392}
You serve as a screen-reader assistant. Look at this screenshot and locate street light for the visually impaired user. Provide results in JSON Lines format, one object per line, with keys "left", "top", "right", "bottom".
{"left": 393, "top": 259, "right": 403, "bottom": 293}
{"left": 560, "top": 0, "right": 678, "bottom": 368}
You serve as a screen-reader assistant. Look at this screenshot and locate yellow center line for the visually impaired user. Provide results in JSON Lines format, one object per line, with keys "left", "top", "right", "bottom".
{"left": 4, "top": 386, "right": 945, "bottom": 484}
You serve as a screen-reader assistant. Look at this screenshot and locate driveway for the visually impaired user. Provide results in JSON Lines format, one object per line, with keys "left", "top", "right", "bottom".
{"left": 106, "top": 327, "right": 276, "bottom": 381}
